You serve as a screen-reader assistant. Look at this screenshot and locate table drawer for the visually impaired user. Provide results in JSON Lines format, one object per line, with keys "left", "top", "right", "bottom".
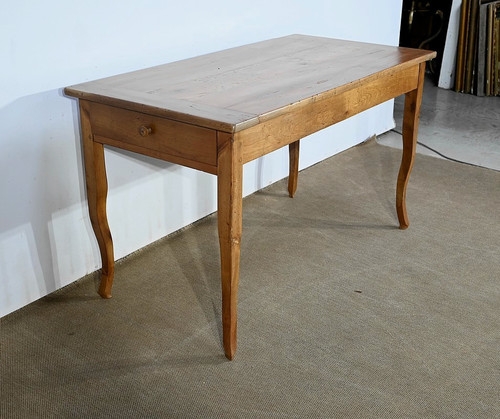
{"left": 88, "top": 102, "right": 217, "bottom": 167}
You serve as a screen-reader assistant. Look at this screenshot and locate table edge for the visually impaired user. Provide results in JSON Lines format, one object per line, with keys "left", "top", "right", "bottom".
{"left": 65, "top": 47, "right": 436, "bottom": 134}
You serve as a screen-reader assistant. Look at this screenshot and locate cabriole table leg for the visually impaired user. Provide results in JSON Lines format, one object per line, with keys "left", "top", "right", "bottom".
{"left": 397, "top": 62, "right": 426, "bottom": 229}
{"left": 80, "top": 101, "right": 115, "bottom": 298}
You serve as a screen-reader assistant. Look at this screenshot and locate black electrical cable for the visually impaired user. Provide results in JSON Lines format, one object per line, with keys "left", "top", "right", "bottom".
{"left": 390, "top": 129, "right": 487, "bottom": 169}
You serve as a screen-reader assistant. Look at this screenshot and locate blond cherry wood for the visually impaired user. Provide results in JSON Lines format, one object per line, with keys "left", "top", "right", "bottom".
{"left": 217, "top": 132, "right": 243, "bottom": 360}
{"left": 397, "top": 62, "right": 426, "bottom": 229}
{"left": 237, "top": 64, "right": 421, "bottom": 164}
{"left": 65, "top": 35, "right": 435, "bottom": 360}
{"left": 79, "top": 101, "right": 114, "bottom": 298}
{"left": 288, "top": 141, "right": 300, "bottom": 198}
{"left": 88, "top": 101, "right": 218, "bottom": 174}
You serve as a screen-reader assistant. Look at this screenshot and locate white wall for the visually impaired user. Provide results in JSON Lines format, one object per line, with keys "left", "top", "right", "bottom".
{"left": 0, "top": 0, "right": 403, "bottom": 317}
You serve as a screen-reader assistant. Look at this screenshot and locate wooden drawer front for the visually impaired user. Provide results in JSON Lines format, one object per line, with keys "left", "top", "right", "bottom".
{"left": 88, "top": 102, "right": 217, "bottom": 166}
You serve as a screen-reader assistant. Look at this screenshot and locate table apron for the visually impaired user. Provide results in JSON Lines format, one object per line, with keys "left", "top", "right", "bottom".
{"left": 238, "top": 64, "right": 421, "bottom": 164}
{"left": 87, "top": 101, "right": 218, "bottom": 174}
{"left": 82, "top": 64, "right": 420, "bottom": 175}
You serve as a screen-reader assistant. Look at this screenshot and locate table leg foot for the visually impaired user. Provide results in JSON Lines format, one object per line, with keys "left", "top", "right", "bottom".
{"left": 80, "top": 101, "right": 115, "bottom": 299}
{"left": 396, "top": 63, "right": 426, "bottom": 229}
{"left": 224, "top": 340, "right": 237, "bottom": 360}
{"left": 98, "top": 275, "right": 113, "bottom": 299}
{"left": 288, "top": 140, "right": 300, "bottom": 198}
{"left": 217, "top": 133, "right": 243, "bottom": 360}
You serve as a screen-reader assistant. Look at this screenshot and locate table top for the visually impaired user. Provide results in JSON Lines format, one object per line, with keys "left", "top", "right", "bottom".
{"left": 65, "top": 34, "right": 435, "bottom": 133}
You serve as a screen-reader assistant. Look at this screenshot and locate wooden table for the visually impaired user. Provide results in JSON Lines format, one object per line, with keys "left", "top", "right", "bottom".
{"left": 65, "top": 35, "right": 435, "bottom": 360}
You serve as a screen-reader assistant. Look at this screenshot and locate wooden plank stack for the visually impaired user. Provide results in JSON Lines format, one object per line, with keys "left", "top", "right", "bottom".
{"left": 455, "top": 0, "right": 500, "bottom": 95}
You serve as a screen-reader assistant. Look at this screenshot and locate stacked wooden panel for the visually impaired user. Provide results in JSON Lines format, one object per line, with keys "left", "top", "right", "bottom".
{"left": 455, "top": 0, "right": 500, "bottom": 95}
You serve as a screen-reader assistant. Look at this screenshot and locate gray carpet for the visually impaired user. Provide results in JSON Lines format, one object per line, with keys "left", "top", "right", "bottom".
{"left": 2, "top": 140, "right": 499, "bottom": 418}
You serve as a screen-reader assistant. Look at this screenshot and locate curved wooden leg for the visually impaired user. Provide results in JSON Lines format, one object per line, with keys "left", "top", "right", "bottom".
{"left": 217, "top": 133, "right": 243, "bottom": 360}
{"left": 80, "top": 101, "right": 114, "bottom": 298}
{"left": 288, "top": 140, "right": 300, "bottom": 198}
{"left": 397, "top": 63, "right": 426, "bottom": 230}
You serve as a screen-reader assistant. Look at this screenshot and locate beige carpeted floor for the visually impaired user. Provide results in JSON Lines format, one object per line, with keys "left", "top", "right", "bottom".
{"left": 2, "top": 140, "right": 499, "bottom": 418}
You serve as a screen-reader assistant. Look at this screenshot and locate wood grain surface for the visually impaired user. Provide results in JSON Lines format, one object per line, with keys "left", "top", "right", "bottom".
{"left": 65, "top": 35, "right": 435, "bottom": 133}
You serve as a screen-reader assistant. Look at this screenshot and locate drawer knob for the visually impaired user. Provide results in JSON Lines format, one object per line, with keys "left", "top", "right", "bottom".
{"left": 139, "top": 125, "right": 152, "bottom": 137}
